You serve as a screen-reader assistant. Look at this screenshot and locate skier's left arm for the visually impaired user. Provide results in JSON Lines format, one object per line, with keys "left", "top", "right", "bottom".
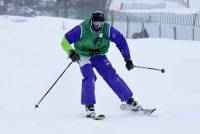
{"left": 109, "top": 26, "right": 131, "bottom": 60}
{"left": 109, "top": 26, "right": 134, "bottom": 71}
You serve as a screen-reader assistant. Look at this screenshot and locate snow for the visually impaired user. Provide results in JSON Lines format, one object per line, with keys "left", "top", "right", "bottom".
{"left": 0, "top": 15, "right": 200, "bottom": 134}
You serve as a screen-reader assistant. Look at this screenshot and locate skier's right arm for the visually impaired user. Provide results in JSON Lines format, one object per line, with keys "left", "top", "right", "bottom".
{"left": 61, "top": 25, "right": 81, "bottom": 54}
{"left": 61, "top": 25, "right": 81, "bottom": 62}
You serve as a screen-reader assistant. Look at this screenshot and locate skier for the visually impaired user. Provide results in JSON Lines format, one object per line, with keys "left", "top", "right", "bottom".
{"left": 61, "top": 11, "right": 142, "bottom": 118}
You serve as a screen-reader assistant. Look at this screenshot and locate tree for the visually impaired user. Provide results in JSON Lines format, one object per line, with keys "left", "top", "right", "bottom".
{"left": 75, "top": 0, "right": 108, "bottom": 19}
{"left": 55, "top": 0, "right": 109, "bottom": 19}
{"left": 55, "top": 0, "right": 73, "bottom": 17}
{"left": 3, "top": 0, "right": 13, "bottom": 5}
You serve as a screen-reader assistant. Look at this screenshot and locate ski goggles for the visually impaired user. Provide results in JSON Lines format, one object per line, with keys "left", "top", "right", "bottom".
{"left": 92, "top": 21, "right": 104, "bottom": 27}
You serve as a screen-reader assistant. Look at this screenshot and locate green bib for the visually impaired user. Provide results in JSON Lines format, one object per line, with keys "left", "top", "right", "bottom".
{"left": 74, "top": 19, "right": 110, "bottom": 56}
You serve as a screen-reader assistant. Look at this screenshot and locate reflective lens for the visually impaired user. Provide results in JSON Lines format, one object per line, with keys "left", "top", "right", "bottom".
{"left": 92, "top": 21, "right": 104, "bottom": 27}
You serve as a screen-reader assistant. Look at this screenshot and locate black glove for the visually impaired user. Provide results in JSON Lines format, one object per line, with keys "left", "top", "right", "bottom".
{"left": 69, "top": 50, "right": 80, "bottom": 62}
{"left": 125, "top": 59, "right": 134, "bottom": 71}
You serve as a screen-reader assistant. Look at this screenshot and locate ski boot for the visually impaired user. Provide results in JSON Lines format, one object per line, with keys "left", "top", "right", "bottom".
{"left": 85, "top": 105, "right": 96, "bottom": 118}
{"left": 126, "top": 98, "right": 143, "bottom": 111}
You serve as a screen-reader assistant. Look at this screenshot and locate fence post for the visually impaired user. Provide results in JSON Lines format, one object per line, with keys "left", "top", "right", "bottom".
{"left": 110, "top": 10, "right": 114, "bottom": 26}
{"left": 126, "top": 16, "right": 130, "bottom": 38}
{"left": 120, "top": 2, "right": 123, "bottom": 10}
{"left": 149, "top": 15, "right": 152, "bottom": 23}
{"left": 173, "top": 26, "right": 177, "bottom": 40}
{"left": 193, "top": 13, "right": 198, "bottom": 26}
{"left": 62, "top": 22, "right": 65, "bottom": 31}
{"left": 192, "top": 13, "right": 197, "bottom": 40}
{"left": 159, "top": 24, "right": 161, "bottom": 38}
{"left": 192, "top": 27, "right": 195, "bottom": 40}
{"left": 187, "top": 0, "right": 190, "bottom": 8}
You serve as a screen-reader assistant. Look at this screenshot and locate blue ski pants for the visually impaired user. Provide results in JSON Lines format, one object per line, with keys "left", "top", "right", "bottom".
{"left": 79, "top": 55, "right": 133, "bottom": 105}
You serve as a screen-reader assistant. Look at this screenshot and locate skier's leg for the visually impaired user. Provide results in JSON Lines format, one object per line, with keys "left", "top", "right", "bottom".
{"left": 79, "top": 56, "right": 97, "bottom": 105}
{"left": 90, "top": 55, "right": 133, "bottom": 102}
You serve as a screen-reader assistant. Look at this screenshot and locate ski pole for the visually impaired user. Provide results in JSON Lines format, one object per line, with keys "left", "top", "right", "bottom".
{"left": 35, "top": 61, "right": 73, "bottom": 109}
{"left": 134, "top": 65, "right": 165, "bottom": 73}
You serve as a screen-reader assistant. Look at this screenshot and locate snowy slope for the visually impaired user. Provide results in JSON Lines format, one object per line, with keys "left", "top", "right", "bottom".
{"left": 0, "top": 16, "right": 200, "bottom": 134}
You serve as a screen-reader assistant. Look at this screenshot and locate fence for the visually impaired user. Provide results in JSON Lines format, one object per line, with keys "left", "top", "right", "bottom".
{"left": 109, "top": 10, "right": 200, "bottom": 41}
{"left": 109, "top": 11, "right": 200, "bottom": 26}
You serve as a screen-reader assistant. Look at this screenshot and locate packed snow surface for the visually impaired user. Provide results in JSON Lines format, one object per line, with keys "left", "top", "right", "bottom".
{"left": 0, "top": 16, "right": 200, "bottom": 134}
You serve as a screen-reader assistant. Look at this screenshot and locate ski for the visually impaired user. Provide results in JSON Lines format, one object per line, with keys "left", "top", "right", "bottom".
{"left": 120, "top": 104, "right": 156, "bottom": 115}
{"left": 87, "top": 114, "right": 105, "bottom": 120}
{"left": 93, "top": 114, "right": 105, "bottom": 120}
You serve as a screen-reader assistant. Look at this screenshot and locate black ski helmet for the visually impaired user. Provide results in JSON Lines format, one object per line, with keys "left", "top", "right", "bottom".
{"left": 90, "top": 11, "right": 105, "bottom": 22}
{"left": 90, "top": 11, "right": 105, "bottom": 32}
